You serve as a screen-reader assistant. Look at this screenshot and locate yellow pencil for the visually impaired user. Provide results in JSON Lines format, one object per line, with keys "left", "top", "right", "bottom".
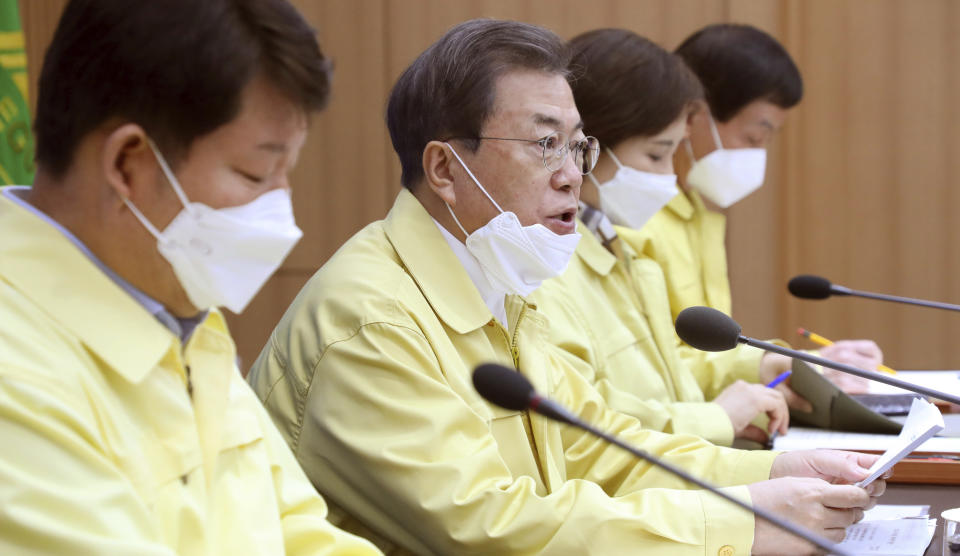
{"left": 797, "top": 327, "right": 897, "bottom": 375}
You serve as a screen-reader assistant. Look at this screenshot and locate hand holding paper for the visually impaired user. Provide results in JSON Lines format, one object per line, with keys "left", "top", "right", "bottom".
{"left": 855, "top": 398, "right": 944, "bottom": 487}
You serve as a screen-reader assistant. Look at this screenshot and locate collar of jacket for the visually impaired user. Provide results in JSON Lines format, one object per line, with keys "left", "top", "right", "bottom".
{"left": 383, "top": 189, "right": 496, "bottom": 334}
{"left": 0, "top": 193, "right": 218, "bottom": 383}
{"left": 663, "top": 188, "right": 699, "bottom": 221}
{"left": 574, "top": 219, "right": 617, "bottom": 277}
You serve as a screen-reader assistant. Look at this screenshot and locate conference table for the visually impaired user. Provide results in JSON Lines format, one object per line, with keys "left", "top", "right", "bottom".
{"left": 849, "top": 412, "right": 960, "bottom": 554}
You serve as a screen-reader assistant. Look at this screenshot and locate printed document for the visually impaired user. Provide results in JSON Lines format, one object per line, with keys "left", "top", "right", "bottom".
{"left": 855, "top": 398, "right": 944, "bottom": 487}
{"left": 834, "top": 505, "right": 935, "bottom": 556}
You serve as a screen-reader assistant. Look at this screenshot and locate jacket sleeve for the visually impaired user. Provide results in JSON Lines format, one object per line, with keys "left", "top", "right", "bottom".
{"left": 679, "top": 343, "right": 766, "bottom": 400}
{"left": 247, "top": 385, "right": 384, "bottom": 556}
{"left": 679, "top": 340, "right": 795, "bottom": 401}
{"left": 540, "top": 291, "right": 735, "bottom": 446}
{"left": 596, "top": 377, "right": 736, "bottom": 446}
{"left": 0, "top": 371, "right": 177, "bottom": 555}
{"left": 547, "top": 345, "right": 775, "bottom": 494}
{"left": 287, "top": 321, "right": 775, "bottom": 556}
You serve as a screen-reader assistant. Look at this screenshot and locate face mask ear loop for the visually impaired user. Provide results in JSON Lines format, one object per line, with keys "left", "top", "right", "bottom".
{"left": 147, "top": 139, "right": 194, "bottom": 213}
{"left": 707, "top": 114, "right": 725, "bottom": 150}
{"left": 604, "top": 147, "right": 625, "bottom": 169}
{"left": 684, "top": 137, "right": 697, "bottom": 164}
{"left": 445, "top": 142, "right": 505, "bottom": 214}
{"left": 121, "top": 195, "right": 168, "bottom": 245}
{"left": 444, "top": 202, "right": 470, "bottom": 238}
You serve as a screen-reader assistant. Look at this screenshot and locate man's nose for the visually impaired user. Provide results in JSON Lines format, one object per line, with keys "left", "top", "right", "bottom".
{"left": 552, "top": 148, "right": 583, "bottom": 191}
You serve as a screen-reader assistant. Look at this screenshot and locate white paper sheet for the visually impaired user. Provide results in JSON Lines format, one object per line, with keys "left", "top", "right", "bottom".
{"left": 834, "top": 507, "right": 936, "bottom": 556}
{"left": 772, "top": 428, "right": 960, "bottom": 452}
{"left": 863, "top": 505, "right": 929, "bottom": 521}
{"left": 868, "top": 370, "right": 960, "bottom": 396}
{"left": 856, "top": 398, "right": 945, "bottom": 487}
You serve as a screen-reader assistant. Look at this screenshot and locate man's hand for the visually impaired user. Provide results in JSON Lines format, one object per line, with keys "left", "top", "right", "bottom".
{"left": 758, "top": 353, "right": 814, "bottom": 412}
{"left": 752, "top": 450, "right": 890, "bottom": 554}
{"left": 817, "top": 340, "right": 884, "bottom": 394}
{"left": 821, "top": 368, "right": 870, "bottom": 394}
{"left": 771, "top": 449, "right": 877, "bottom": 483}
{"left": 713, "top": 380, "right": 789, "bottom": 442}
{"left": 771, "top": 450, "right": 887, "bottom": 507}
{"left": 748, "top": 478, "right": 870, "bottom": 554}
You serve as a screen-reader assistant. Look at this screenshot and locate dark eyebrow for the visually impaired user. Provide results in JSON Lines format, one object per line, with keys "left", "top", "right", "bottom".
{"left": 653, "top": 139, "right": 676, "bottom": 146}
{"left": 533, "top": 113, "right": 585, "bottom": 134}
{"left": 533, "top": 113, "right": 562, "bottom": 128}
{"left": 758, "top": 119, "right": 775, "bottom": 131}
{"left": 257, "top": 142, "right": 288, "bottom": 153}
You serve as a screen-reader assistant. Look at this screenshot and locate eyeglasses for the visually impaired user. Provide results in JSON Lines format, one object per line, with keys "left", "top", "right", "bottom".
{"left": 448, "top": 131, "right": 600, "bottom": 175}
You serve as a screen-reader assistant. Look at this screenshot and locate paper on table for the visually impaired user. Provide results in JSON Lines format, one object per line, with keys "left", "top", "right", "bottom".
{"left": 772, "top": 427, "right": 960, "bottom": 452}
{"left": 833, "top": 516, "right": 936, "bottom": 556}
{"left": 834, "top": 505, "right": 933, "bottom": 556}
{"left": 856, "top": 398, "right": 944, "bottom": 487}
{"left": 868, "top": 370, "right": 960, "bottom": 396}
{"left": 862, "top": 505, "right": 928, "bottom": 521}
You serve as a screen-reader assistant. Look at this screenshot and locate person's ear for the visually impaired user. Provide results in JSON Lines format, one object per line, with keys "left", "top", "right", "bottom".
{"left": 422, "top": 141, "right": 458, "bottom": 206}
{"left": 685, "top": 100, "right": 717, "bottom": 159}
{"left": 101, "top": 123, "right": 155, "bottom": 206}
{"left": 688, "top": 99, "right": 710, "bottom": 127}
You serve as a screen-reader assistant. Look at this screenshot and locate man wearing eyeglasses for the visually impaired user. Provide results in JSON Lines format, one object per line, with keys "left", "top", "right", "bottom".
{"left": 248, "top": 19, "right": 881, "bottom": 556}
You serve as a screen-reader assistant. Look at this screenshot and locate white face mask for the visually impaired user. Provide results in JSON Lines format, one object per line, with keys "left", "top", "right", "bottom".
{"left": 685, "top": 115, "right": 767, "bottom": 208}
{"left": 443, "top": 143, "right": 580, "bottom": 297}
{"left": 590, "top": 148, "right": 678, "bottom": 229}
{"left": 122, "top": 141, "right": 303, "bottom": 314}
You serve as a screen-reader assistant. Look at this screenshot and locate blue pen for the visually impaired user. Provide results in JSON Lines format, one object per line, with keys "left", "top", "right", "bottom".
{"left": 766, "top": 430, "right": 780, "bottom": 449}
{"left": 766, "top": 370, "right": 792, "bottom": 388}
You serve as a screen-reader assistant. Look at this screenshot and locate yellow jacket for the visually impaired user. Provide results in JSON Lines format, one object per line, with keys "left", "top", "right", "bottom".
{"left": 623, "top": 191, "right": 765, "bottom": 398}
{"left": 634, "top": 190, "right": 731, "bottom": 317}
{"left": 531, "top": 221, "right": 736, "bottom": 445}
{"left": 249, "top": 189, "right": 778, "bottom": 556}
{"left": 0, "top": 192, "right": 380, "bottom": 556}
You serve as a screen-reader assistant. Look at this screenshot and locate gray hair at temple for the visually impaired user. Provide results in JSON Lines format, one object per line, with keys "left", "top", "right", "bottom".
{"left": 386, "top": 18, "right": 572, "bottom": 190}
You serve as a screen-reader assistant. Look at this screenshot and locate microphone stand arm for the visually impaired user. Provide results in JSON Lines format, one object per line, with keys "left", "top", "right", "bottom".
{"left": 839, "top": 287, "right": 960, "bottom": 312}
{"left": 565, "top": 412, "right": 851, "bottom": 556}
{"left": 739, "top": 336, "right": 960, "bottom": 405}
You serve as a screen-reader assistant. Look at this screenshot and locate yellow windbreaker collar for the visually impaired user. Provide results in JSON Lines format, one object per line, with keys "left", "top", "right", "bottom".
{"left": 383, "top": 189, "right": 493, "bottom": 334}
{"left": 663, "top": 189, "right": 696, "bottom": 221}
{"left": 573, "top": 219, "right": 616, "bottom": 277}
{"left": 0, "top": 193, "right": 176, "bottom": 383}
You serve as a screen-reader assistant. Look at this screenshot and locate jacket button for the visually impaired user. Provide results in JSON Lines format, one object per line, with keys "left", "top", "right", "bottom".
{"left": 718, "top": 545, "right": 735, "bottom": 556}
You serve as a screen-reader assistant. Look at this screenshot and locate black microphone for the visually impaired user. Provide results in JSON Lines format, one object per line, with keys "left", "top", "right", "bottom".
{"left": 789, "top": 274, "right": 960, "bottom": 312}
{"left": 472, "top": 363, "right": 850, "bottom": 556}
{"left": 675, "top": 306, "right": 960, "bottom": 406}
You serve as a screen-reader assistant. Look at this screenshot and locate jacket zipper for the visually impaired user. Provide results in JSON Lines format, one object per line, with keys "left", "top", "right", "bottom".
{"left": 504, "top": 304, "right": 549, "bottom": 489}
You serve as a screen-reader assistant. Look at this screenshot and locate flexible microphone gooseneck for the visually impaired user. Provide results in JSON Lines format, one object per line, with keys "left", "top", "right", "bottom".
{"left": 788, "top": 274, "right": 960, "bottom": 312}
{"left": 674, "top": 306, "right": 960, "bottom": 405}
{"left": 472, "top": 363, "right": 850, "bottom": 556}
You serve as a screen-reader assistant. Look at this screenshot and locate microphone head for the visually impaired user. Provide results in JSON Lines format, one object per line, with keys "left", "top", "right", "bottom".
{"left": 674, "top": 306, "right": 742, "bottom": 352}
{"left": 473, "top": 363, "right": 534, "bottom": 411}
{"left": 788, "top": 274, "right": 833, "bottom": 300}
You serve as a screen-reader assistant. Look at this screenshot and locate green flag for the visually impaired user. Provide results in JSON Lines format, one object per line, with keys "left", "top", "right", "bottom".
{"left": 0, "top": 0, "right": 33, "bottom": 185}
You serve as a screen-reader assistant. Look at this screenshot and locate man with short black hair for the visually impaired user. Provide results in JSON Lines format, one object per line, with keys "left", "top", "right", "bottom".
{"left": 0, "top": 1, "right": 380, "bottom": 553}
{"left": 250, "top": 18, "right": 883, "bottom": 556}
